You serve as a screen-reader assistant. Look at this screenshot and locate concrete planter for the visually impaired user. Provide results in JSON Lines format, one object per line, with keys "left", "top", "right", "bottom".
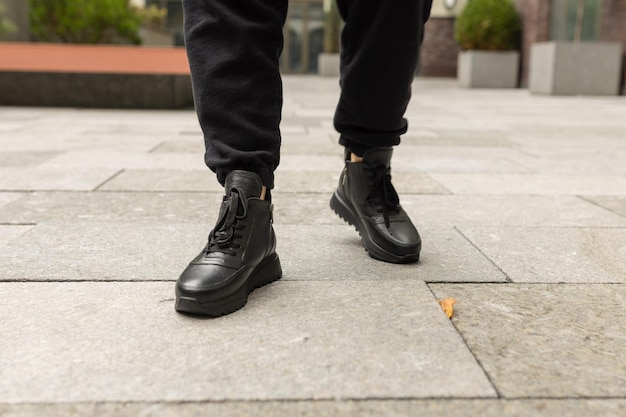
{"left": 318, "top": 52, "right": 340, "bottom": 77}
{"left": 458, "top": 50, "right": 519, "bottom": 88}
{"left": 529, "top": 41, "right": 622, "bottom": 96}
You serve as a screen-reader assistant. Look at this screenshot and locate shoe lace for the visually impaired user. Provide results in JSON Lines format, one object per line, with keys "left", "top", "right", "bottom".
{"left": 366, "top": 165, "right": 400, "bottom": 228}
{"left": 206, "top": 188, "right": 247, "bottom": 256}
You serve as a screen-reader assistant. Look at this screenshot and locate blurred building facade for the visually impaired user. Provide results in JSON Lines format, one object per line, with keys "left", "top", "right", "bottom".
{"left": 421, "top": 0, "right": 626, "bottom": 87}
{"left": 135, "top": 0, "right": 325, "bottom": 74}
{"left": 2, "top": 0, "right": 625, "bottom": 88}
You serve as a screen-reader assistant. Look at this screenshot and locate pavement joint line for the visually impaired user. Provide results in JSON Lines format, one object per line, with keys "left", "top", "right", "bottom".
{"left": 0, "top": 279, "right": 177, "bottom": 283}
{"left": 424, "top": 174, "right": 453, "bottom": 194}
{"left": 577, "top": 195, "right": 626, "bottom": 218}
{"left": 425, "top": 283, "right": 504, "bottom": 399}
{"left": 426, "top": 282, "right": 626, "bottom": 286}
{"left": 92, "top": 189, "right": 215, "bottom": 194}
{"left": 4, "top": 280, "right": 625, "bottom": 284}
{"left": 92, "top": 168, "right": 125, "bottom": 192}
{"left": 0, "top": 188, "right": 114, "bottom": 193}
{"left": 424, "top": 280, "right": 513, "bottom": 285}
{"left": 452, "top": 226, "right": 512, "bottom": 283}
{"left": 147, "top": 140, "right": 167, "bottom": 154}
{"left": 4, "top": 396, "right": 626, "bottom": 406}
{"left": 454, "top": 225, "right": 626, "bottom": 230}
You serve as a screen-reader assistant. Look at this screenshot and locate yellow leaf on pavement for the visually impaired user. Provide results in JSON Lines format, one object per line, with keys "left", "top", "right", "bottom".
{"left": 438, "top": 297, "right": 456, "bottom": 319}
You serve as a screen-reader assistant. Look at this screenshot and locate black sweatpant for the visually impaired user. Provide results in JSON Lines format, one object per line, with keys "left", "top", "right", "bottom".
{"left": 183, "top": 0, "right": 433, "bottom": 189}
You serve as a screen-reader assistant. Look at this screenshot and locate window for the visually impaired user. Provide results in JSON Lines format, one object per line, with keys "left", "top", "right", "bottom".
{"left": 146, "top": 0, "right": 184, "bottom": 45}
{"left": 551, "top": 0, "right": 600, "bottom": 41}
{"left": 282, "top": 0, "right": 324, "bottom": 74}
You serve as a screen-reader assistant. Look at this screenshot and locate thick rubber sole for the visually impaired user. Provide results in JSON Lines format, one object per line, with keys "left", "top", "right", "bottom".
{"left": 175, "top": 253, "right": 282, "bottom": 317}
{"left": 330, "top": 191, "right": 420, "bottom": 264}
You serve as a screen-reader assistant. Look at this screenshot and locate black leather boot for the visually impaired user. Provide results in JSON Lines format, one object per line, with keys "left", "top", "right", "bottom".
{"left": 330, "top": 148, "right": 421, "bottom": 263}
{"left": 175, "top": 170, "right": 281, "bottom": 316}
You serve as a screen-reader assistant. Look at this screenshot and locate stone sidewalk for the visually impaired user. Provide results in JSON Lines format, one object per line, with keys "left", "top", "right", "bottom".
{"left": 0, "top": 76, "right": 625, "bottom": 416}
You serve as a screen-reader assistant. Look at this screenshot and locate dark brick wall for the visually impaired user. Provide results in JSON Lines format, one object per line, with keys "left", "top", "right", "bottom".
{"left": 512, "top": 0, "right": 551, "bottom": 85}
{"left": 420, "top": 18, "right": 459, "bottom": 77}
{"left": 600, "top": 0, "right": 626, "bottom": 91}
{"left": 600, "top": 0, "right": 626, "bottom": 43}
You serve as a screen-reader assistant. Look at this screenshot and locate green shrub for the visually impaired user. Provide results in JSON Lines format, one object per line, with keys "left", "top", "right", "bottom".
{"left": 454, "top": 0, "right": 522, "bottom": 51}
{"left": 29, "top": 0, "right": 142, "bottom": 44}
{"left": 0, "top": 1, "right": 17, "bottom": 38}
{"left": 132, "top": 4, "right": 167, "bottom": 27}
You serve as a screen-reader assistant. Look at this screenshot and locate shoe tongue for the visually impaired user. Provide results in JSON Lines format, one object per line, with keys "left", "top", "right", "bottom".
{"left": 224, "top": 170, "right": 263, "bottom": 201}
{"left": 362, "top": 148, "right": 393, "bottom": 167}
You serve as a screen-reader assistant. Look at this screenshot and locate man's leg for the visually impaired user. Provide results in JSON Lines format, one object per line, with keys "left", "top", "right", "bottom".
{"left": 330, "top": 0, "right": 433, "bottom": 263}
{"left": 183, "top": 0, "right": 287, "bottom": 190}
{"left": 175, "top": 0, "right": 287, "bottom": 316}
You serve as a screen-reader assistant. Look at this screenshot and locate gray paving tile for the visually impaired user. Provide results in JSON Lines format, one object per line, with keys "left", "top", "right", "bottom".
{"left": 402, "top": 129, "right": 513, "bottom": 147}
{"left": 430, "top": 284, "right": 626, "bottom": 397}
{"left": 99, "top": 170, "right": 219, "bottom": 192}
{"left": 16, "top": 108, "right": 197, "bottom": 132}
{"left": 0, "top": 192, "right": 25, "bottom": 209}
{"left": 38, "top": 150, "right": 205, "bottom": 170}
{"left": 277, "top": 154, "right": 345, "bottom": 171}
{"left": 293, "top": 108, "right": 335, "bottom": 118}
{"left": 0, "top": 225, "right": 34, "bottom": 246}
{"left": 279, "top": 149, "right": 530, "bottom": 174}
{"left": 274, "top": 171, "right": 449, "bottom": 195}
{"left": 0, "top": 191, "right": 448, "bottom": 226}
{"left": 277, "top": 193, "right": 626, "bottom": 228}
{"left": 280, "top": 130, "right": 340, "bottom": 155}
{"left": 278, "top": 224, "right": 507, "bottom": 283}
{"left": 282, "top": 75, "right": 341, "bottom": 93}
{"left": 0, "top": 121, "right": 27, "bottom": 132}
{"left": 280, "top": 117, "right": 326, "bottom": 129}
{"left": 458, "top": 227, "right": 626, "bottom": 283}
{"left": 0, "top": 167, "right": 121, "bottom": 191}
{"left": 0, "top": 222, "right": 201, "bottom": 281}
{"left": 582, "top": 196, "right": 626, "bottom": 218}
{"left": 0, "top": 221, "right": 504, "bottom": 283}
{"left": 0, "top": 131, "right": 164, "bottom": 153}
{"left": 273, "top": 193, "right": 346, "bottom": 225}
{"left": 150, "top": 139, "right": 204, "bottom": 154}
{"left": 99, "top": 169, "right": 448, "bottom": 194}
{"left": 280, "top": 124, "right": 310, "bottom": 134}
{"left": 0, "top": 106, "right": 40, "bottom": 115}
{"left": 394, "top": 145, "right": 525, "bottom": 163}
{"left": 403, "top": 195, "right": 626, "bottom": 228}
{"left": 509, "top": 125, "right": 626, "bottom": 142}
{"left": 393, "top": 149, "right": 529, "bottom": 173}
{"left": 149, "top": 130, "right": 340, "bottom": 155}
{"left": 1, "top": 76, "right": 625, "bottom": 408}
{"left": 2, "top": 399, "right": 625, "bottom": 417}
{"left": 513, "top": 148, "right": 626, "bottom": 175}
{"left": 279, "top": 140, "right": 339, "bottom": 156}
{"left": 430, "top": 173, "right": 626, "bottom": 196}
{"left": 0, "top": 107, "right": 63, "bottom": 123}
{"left": 0, "top": 281, "right": 495, "bottom": 402}
{"left": 0, "top": 191, "right": 220, "bottom": 224}
{"left": 0, "top": 190, "right": 325, "bottom": 225}
{"left": 0, "top": 151, "right": 59, "bottom": 167}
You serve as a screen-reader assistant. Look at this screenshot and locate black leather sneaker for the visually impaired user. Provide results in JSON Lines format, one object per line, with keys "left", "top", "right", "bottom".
{"left": 175, "top": 170, "right": 282, "bottom": 316}
{"left": 330, "top": 148, "right": 421, "bottom": 263}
